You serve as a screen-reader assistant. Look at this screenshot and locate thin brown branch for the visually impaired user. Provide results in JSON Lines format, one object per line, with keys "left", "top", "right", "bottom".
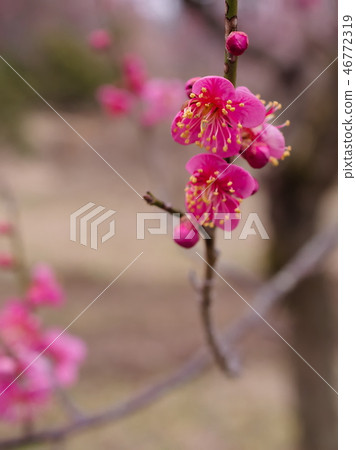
{"left": 143, "top": 191, "right": 183, "bottom": 215}
{"left": 0, "top": 225, "right": 337, "bottom": 449}
{"left": 144, "top": 192, "right": 236, "bottom": 374}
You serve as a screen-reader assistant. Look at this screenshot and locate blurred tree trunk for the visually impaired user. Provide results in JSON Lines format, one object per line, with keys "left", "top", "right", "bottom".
{"left": 267, "top": 64, "right": 337, "bottom": 450}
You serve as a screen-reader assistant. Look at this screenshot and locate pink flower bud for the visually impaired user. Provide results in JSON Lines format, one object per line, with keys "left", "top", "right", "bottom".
{"left": 0, "top": 222, "right": 13, "bottom": 235}
{"left": 173, "top": 219, "right": 199, "bottom": 249}
{"left": 88, "top": 29, "right": 112, "bottom": 51}
{"left": 241, "top": 145, "right": 270, "bottom": 169}
{"left": 226, "top": 31, "right": 249, "bottom": 56}
{"left": 185, "top": 77, "right": 201, "bottom": 98}
{"left": 0, "top": 253, "right": 15, "bottom": 269}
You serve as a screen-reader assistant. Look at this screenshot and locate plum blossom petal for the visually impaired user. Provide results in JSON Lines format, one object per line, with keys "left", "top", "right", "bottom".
{"left": 37, "top": 329, "right": 86, "bottom": 387}
{"left": 26, "top": 264, "right": 64, "bottom": 308}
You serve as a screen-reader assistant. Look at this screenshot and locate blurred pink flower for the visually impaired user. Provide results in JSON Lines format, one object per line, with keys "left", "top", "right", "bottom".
{"left": 185, "top": 153, "right": 257, "bottom": 230}
{"left": 0, "top": 352, "right": 52, "bottom": 422}
{"left": 37, "top": 329, "right": 86, "bottom": 387}
{"left": 171, "top": 76, "right": 265, "bottom": 157}
{"left": 140, "top": 79, "right": 185, "bottom": 127}
{"left": 0, "top": 301, "right": 41, "bottom": 350}
{"left": 0, "top": 222, "right": 13, "bottom": 235}
{"left": 122, "top": 54, "right": 147, "bottom": 94}
{"left": 173, "top": 218, "right": 200, "bottom": 249}
{"left": 0, "top": 253, "right": 15, "bottom": 269}
{"left": 26, "top": 264, "right": 64, "bottom": 308}
{"left": 88, "top": 29, "right": 112, "bottom": 50}
{"left": 97, "top": 84, "right": 134, "bottom": 116}
{"left": 239, "top": 101, "right": 290, "bottom": 168}
{"left": 226, "top": 31, "right": 249, "bottom": 56}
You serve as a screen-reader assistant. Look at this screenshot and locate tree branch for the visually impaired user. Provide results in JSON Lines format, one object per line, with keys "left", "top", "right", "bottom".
{"left": 0, "top": 225, "right": 337, "bottom": 449}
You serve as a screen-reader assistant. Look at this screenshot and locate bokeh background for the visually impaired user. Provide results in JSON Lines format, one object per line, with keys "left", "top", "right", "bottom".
{"left": 0, "top": 0, "right": 337, "bottom": 449}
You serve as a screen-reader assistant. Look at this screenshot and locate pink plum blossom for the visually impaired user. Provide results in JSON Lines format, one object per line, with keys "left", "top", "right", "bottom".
{"left": 173, "top": 218, "right": 200, "bottom": 248}
{"left": 140, "top": 79, "right": 185, "bottom": 127}
{"left": 122, "top": 54, "right": 147, "bottom": 94}
{"left": 88, "top": 29, "right": 112, "bottom": 50}
{"left": 0, "top": 352, "right": 52, "bottom": 422}
{"left": 0, "top": 301, "right": 41, "bottom": 350}
{"left": 26, "top": 264, "right": 64, "bottom": 308}
{"left": 171, "top": 76, "right": 265, "bottom": 157}
{"left": 185, "top": 153, "right": 257, "bottom": 231}
{"left": 239, "top": 101, "right": 290, "bottom": 168}
{"left": 97, "top": 84, "right": 133, "bottom": 116}
{"left": 226, "top": 31, "right": 249, "bottom": 56}
{"left": 36, "top": 329, "right": 86, "bottom": 387}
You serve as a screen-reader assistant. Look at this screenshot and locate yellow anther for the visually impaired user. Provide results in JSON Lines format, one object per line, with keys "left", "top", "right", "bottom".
{"left": 184, "top": 139, "right": 190, "bottom": 144}
{"left": 261, "top": 99, "right": 266, "bottom": 105}
{"left": 212, "top": 136, "right": 217, "bottom": 141}
{"left": 239, "top": 103, "right": 245, "bottom": 107}
{"left": 222, "top": 108, "right": 228, "bottom": 115}
{"left": 206, "top": 146, "right": 211, "bottom": 150}
{"left": 198, "top": 132, "right": 203, "bottom": 138}
{"left": 212, "top": 147, "right": 217, "bottom": 153}
{"left": 234, "top": 207, "right": 240, "bottom": 213}
{"left": 286, "top": 145, "right": 292, "bottom": 151}
{"left": 213, "top": 190, "right": 219, "bottom": 196}
{"left": 230, "top": 107, "right": 236, "bottom": 112}
{"left": 206, "top": 177, "right": 215, "bottom": 184}
{"left": 198, "top": 169, "right": 203, "bottom": 173}
{"left": 190, "top": 176, "right": 198, "bottom": 183}
{"left": 285, "top": 120, "right": 290, "bottom": 126}
{"left": 196, "top": 102, "right": 202, "bottom": 107}
{"left": 227, "top": 181, "right": 233, "bottom": 186}
{"left": 195, "top": 141, "right": 202, "bottom": 147}
{"left": 173, "top": 128, "right": 178, "bottom": 133}
{"left": 198, "top": 93, "right": 204, "bottom": 98}
{"left": 214, "top": 171, "right": 220, "bottom": 175}
{"left": 269, "top": 157, "right": 279, "bottom": 166}
{"left": 221, "top": 122, "right": 227, "bottom": 127}
{"left": 190, "top": 93, "right": 196, "bottom": 98}
{"left": 229, "top": 188, "right": 235, "bottom": 193}
{"left": 201, "top": 87, "right": 207, "bottom": 93}
{"left": 223, "top": 145, "right": 228, "bottom": 152}
{"left": 219, "top": 219, "right": 224, "bottom": 225}
{"left": 237, "top": 123, "right": 243, "bottom": 129}
{"left": 227, "top": 100, "right": 232, "bottom": 104}
{"left": 222, "top": 198, "right": 227, "bottom": 202}
{"left": 227, "top": 138, "right": 232, "bottom": 144}
{"left": 177, "top": 122, "right": 184, "bottom": 128}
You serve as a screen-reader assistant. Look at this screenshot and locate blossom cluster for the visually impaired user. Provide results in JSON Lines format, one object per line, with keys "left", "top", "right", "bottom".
{"left": 0, "top": 242, "right": 86, "bottom": 422}
{"left": 171, "top": 33, "right": 291, "bottom": 248}
{"left": 88, "top": 30, "right": 185, "bottom": 127}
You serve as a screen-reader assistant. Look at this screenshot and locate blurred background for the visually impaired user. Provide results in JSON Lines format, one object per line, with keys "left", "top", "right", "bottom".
{"left": 0, "top": 0, "right": 337, "bottom": 449}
